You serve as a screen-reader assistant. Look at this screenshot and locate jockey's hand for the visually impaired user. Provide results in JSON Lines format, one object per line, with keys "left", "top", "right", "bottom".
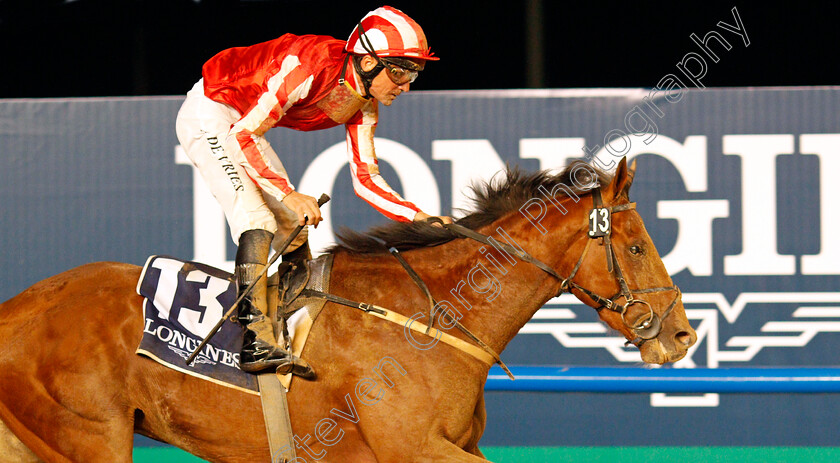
{"left": 282, "top": 191, "right": 323, "bottom": 227}
{"left": 414, "top": 211, "right": 453, "bottom": 227}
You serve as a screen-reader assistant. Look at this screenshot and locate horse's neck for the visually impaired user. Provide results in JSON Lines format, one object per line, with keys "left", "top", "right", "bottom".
{"left": 416, "top": 210, "right": 585, "bottom": 353}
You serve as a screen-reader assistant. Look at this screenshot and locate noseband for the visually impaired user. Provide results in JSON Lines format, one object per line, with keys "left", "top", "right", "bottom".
{"left": 444, "top": 186, "right": 681, "bottom": 348}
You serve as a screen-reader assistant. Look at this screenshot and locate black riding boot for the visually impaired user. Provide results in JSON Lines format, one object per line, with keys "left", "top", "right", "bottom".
{"left": 237, "top": 229, "right": 314, "bottom": 378}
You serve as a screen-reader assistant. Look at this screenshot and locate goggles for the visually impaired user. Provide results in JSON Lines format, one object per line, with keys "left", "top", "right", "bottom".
{"left": 381, "top": 59, "right": 420, "bottom": 85}
{"left": 356, "top": 22, "right": 422, "bottom": 86}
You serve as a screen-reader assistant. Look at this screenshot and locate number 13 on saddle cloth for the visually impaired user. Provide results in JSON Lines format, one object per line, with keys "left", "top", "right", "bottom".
{"left": 135, "top": 254, "right": 334, "bottom": 392}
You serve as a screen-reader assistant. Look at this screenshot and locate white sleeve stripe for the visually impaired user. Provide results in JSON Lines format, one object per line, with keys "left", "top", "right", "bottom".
{"left": 282, "top": 76, "right": 313, "bottom": 113}
{"left": 346, "top": 127, "right": 415, "bottom": 220}
{"left": 351, "top": 175, "right": 418, "bottom": 219}
{"left": 354, "top": 125, "right": 377, "bottom": 164}
{"left": 238, "top": 145, "right": 288, "bottom": 198}
{"left": 237, "top": 55, "right": 310, "bottom": 133}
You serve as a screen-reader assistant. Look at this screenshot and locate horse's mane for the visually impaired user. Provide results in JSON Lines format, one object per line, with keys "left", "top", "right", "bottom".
{"left": 328, "top": 160, "right": 611, "bottom": 254}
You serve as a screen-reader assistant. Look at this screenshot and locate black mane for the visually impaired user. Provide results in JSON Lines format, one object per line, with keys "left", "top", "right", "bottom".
{"left": 328, "top": 160, "right": 610, "bottom": 254}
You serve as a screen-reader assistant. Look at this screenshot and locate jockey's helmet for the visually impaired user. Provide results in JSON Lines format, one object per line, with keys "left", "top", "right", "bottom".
{"left": 346, "top": 6, "right": 437, "bottom": 91}
{"left": 346, "top": 6, "right": 438, "bottom": 63}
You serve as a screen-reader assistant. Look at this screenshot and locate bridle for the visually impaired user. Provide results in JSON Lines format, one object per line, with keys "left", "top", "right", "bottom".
{"left": 444, "top": 186, "right": 681, "bottom": 347}
{"left": 297, "top": 185, "right": 681, "bottom": 380}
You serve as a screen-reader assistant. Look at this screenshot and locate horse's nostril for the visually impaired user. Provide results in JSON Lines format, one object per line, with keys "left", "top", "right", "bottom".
{"left": 675, "top": 331, "right": 693, "bottom": 347}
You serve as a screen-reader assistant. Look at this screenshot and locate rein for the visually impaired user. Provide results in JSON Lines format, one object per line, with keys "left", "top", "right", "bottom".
{"left": 299, "top": 287, "right": 503, "bottom": 374}
{"left": 441, "top": 186, "right": 681, "bottom": 348}
{"left": 304, "top": 186, "right": 680, "bottom": 381}
{"left": 301, "top": 244, "right": 516, "bottom": 379}
{"left": 386, "top": 245, "right": 514, "bottom": 378}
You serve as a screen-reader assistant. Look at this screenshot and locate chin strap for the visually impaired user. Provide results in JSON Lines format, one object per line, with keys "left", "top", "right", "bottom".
{"left": 345, "top": 53, "right": 379, "bottom": 99}
{"left": 338, "top": 52, "right": 371, "bottom": 99}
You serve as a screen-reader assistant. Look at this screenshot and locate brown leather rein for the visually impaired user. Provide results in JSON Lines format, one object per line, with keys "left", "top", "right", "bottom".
{"left": 304, "top": 186, "right": 680, "bottom": 380}
{"left": 439, "top": 186, "right": 681, "bottom": 348}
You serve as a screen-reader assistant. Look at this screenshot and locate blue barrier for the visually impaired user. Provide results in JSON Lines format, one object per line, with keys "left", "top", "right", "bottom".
{"left": 485, "top": 366, "right": 840, "bottom": 393}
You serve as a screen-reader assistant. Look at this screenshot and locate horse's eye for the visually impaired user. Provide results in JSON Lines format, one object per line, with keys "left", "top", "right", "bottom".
{"left": 629, "top": 245, "right": 644, "bottom": 255}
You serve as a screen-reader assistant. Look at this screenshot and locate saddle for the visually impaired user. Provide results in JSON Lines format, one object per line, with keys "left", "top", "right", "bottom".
{"left": 277, "top": 258, "right": 310, "bottom": 311}
{"left": 272, "top": 253, "right": 334, "bottom": 386}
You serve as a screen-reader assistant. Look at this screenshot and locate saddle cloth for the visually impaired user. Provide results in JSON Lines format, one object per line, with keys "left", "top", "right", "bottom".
{"left": 135, "top": 254, "right": 333, "bottom": 394}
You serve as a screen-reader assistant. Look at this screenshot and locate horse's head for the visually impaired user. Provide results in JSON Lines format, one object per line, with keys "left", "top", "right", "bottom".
{"left": 558, "top": 158, "right": 696, "bottom": 364}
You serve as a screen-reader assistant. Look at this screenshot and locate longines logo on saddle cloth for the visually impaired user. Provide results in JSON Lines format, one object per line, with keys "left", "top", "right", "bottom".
{"left": 135, "top": 254, "right": 334, "bottom": 393}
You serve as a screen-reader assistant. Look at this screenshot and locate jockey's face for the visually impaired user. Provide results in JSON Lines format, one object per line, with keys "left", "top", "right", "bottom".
{"left": 360, "top": 55, "right": 411, "bottom": 106}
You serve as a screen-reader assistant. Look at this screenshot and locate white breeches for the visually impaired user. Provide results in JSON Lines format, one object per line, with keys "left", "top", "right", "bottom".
{"left": 175, "top": 80, "right": 307, "bottom": 251}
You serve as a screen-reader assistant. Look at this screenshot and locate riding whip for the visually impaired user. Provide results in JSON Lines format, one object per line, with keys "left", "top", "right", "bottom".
{"left": 186, "top": 193, "right": 330, "bottom": 366}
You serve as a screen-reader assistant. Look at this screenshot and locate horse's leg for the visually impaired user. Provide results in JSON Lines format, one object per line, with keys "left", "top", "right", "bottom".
{"left": 0, "top": 419, "right": 40, "bottom": 463}
{"left": 0, "top": 263, "right": 138, "bottom": 463}
{"left": 463, "top": 394, "right": 487, "bottom": 458}
{"left": 0, "top": 366, "right": 136, "bottom": 463}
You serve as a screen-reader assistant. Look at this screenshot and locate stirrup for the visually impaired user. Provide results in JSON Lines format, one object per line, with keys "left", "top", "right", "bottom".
{"left": 240, "top": 340, "right": 316, "bottom": 379}
{"left": 275, "top": 357, "right": 316, "bottom": 380}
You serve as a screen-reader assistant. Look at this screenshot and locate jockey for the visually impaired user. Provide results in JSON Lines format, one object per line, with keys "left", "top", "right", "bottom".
{"left": 175, "top": 5, "right": 452, "bottom": 377}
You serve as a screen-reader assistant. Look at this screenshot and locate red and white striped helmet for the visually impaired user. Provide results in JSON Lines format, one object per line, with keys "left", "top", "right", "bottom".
{"left": 346, "top": 6, "right": 439, "bottom": 61}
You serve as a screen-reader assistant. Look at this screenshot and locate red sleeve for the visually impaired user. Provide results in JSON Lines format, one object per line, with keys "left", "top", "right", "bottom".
{"left": 345, "top": 101, "right": 420, "bottom": 222}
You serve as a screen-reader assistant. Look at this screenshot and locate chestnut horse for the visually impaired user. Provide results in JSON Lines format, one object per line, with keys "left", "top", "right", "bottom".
{"left": 0, "top": 159, "right": 695, "bottom": 462}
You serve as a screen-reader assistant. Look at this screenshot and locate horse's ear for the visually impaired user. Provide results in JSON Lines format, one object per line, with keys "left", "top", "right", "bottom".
{"left": 606, "top": 157, "right": 634, "bottom": 200}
